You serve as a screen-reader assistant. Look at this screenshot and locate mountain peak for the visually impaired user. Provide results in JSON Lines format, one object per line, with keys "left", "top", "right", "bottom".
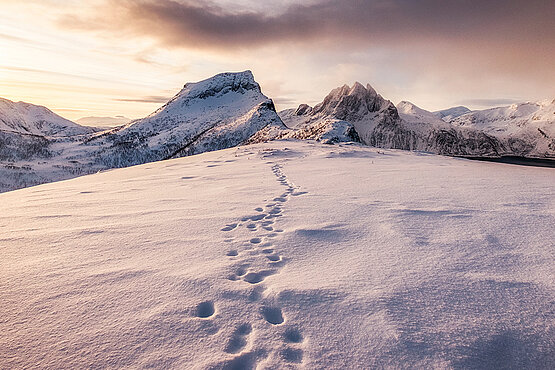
{"left": 312, "top": 81, "right": 391, "bottom": 121}
{"left": 433, "top": 106, "right": 471, "bottom": 121}
{"left": 0, "top": 97, "right": 94, "bottom": 136}
{"left": 143, "top": 71, "right": 265, "bottom": 121}
{"left": 178, "top": 70, "right": 260, "bottom": 100}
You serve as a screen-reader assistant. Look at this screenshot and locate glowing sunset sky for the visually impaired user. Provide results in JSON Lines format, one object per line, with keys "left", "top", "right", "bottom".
{"left": 1, "top": 0, "right": 554, "bottom": 121}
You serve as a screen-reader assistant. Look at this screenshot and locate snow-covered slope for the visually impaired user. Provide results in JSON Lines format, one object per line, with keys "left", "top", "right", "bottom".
{"left": 449, "top": 100, "right": 555, "bottom": 157}
{"left": 0, "top": 98, "right": 95, "bottom": 137}
{"left": 1, "top": 140, "right": 553, "bottom": 368}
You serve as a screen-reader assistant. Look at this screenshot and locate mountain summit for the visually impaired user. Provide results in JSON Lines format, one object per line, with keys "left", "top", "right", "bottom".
{"left": 311, "top": 82, "right": 391, "bottom": 122}
{"left": 90, "top": 71, "right": 286, "bottom": 167}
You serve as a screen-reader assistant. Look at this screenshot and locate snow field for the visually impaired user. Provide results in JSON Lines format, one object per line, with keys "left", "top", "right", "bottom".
{"left": 1, "top": 140, "right": 554, "bottom": 368}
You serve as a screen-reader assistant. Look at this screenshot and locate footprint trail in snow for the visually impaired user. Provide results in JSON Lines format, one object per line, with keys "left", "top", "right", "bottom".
{"left": 217, "top": 158, "right": 308, "bottom": 367}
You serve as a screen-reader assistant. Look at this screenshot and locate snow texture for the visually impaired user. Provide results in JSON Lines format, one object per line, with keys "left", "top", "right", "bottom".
{"left": 1, "top": 140, "right": 553, "bottom": 368}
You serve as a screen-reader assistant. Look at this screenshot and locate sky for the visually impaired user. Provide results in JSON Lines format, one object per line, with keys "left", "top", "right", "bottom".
{"left": 1, "top": 0, "right": 554, "bottom": 122}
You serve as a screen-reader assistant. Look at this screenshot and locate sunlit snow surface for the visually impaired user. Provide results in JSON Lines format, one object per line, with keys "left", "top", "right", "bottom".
{"left": 1, "top": 140, "right": 554, "bottom": 368}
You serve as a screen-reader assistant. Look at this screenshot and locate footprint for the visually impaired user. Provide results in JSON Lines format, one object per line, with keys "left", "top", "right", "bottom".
{"left": 195, "top": 301, "right": 215, "bottom": 318}
{"left": 243, "top": 272, "right": 265, "bottom": 284}
{"left": 224, "top": 323, "right": 252, "bottom": 354}
{"left": 243, "top": 270, "right": 275, "bottom": 284}
{"left": 255, "top": 207, "right": 264, "bottom": 212}
{"left": 181, "top": 176, "right": 197, "bottom": 180}
{"left": 262, "top": 248, "right": 274, "bottom": 254}
{"left": 266, "top": 254, "right": 281, "bottom": 262}
{"left": 261, "top": 220, "right": 274, "bottom": 226}
{"left": 249, "top": 214, "right": 266, "bottom": 221}
{"left": 273, "top": 197, "right": 287, "bottom": 202}
{"left": 221, "top": 223, "right": 238, "bottom": 232}
{"left": 292, "top": 191, "right": 308, "bottom": 196}
{"left": 250, "top": 237, "right": 262, "bottom": 244}
{"left": 246, "top": 223, "right": 257, "bottom": 230}
{"left": 261, "top": 306, "right": 284, "bottom": 325}
{"left": 227, "top": 250, "right": 239, "bottom": 257}
{"left": 263, "top": 226, "right": 273, "bottom": 231}
{"left": 283, "top": 328, "right": 303, "bottom": 343}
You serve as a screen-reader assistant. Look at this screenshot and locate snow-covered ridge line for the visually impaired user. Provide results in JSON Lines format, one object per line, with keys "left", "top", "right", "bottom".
{"left": 1, "top": 71, "right": 553, "bottom": 193}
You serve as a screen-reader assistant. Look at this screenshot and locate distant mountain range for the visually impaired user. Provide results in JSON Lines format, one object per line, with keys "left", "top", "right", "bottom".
{"left": 1, "top": 71, "right": 553, "bottom": 192}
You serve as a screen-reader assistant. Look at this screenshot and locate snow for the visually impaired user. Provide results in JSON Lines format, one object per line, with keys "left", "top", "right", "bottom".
{"left": 0, "top": 98, "right": 95, "bottom": 137}
{"left": 449, "top": 100, "right": 555, "bottom": 157}
{"left": 1, "top": 140, "right": 553, "bottom": 368}
{"left": 433, "top": 106, "right": 472, "bottom": 121}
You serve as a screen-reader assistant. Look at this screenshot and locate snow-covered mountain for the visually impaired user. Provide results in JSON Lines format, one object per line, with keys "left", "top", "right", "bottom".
{"left": 87, "top": 71, "right": 286, "bottom": 167}
{"left": 433, "top": 106, "right": 472, "bottom": 121}
{"left": 277, "top": 83, "right": 395, "bottom": 144}
{"left": 280, "top": 84, "right": 554, "bottom": 158}
{"left": 448, "top": 100, "right": 555, "bottom": 157}
{"left": 279, "top": 84, "right": 506, "bottom": 156}
{"left": 0, "top": 98, "right": 96, "bottom": 137}
{"left": 0, "top": 71, "right": 286, "bottom": 192}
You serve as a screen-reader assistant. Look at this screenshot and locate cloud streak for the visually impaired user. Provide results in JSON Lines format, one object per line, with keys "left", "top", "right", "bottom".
{"left": 114, "top": 96, "right": 171, "bottom": 104}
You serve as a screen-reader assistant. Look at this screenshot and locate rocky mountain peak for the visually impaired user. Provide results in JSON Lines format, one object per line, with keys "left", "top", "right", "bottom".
{"left": 294, "top": 104, "right": 313, "bottom": 116}
{"left": 312, "top": 82, "right": 393, "bottom": 121}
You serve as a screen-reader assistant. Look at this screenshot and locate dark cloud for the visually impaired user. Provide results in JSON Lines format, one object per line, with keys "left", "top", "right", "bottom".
{"left": 114, "top": 96, "right": 171, "bottom": 103}
{"left": 58, "top": 0, "right": 555, "bottom": 50}
{"left": 57, "top": 0, "right": 555, "bottom": 98}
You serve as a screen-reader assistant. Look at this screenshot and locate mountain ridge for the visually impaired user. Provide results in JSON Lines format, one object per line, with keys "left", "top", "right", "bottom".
{"left": 1, "top": 71, "right": 553, "bottom": 192}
